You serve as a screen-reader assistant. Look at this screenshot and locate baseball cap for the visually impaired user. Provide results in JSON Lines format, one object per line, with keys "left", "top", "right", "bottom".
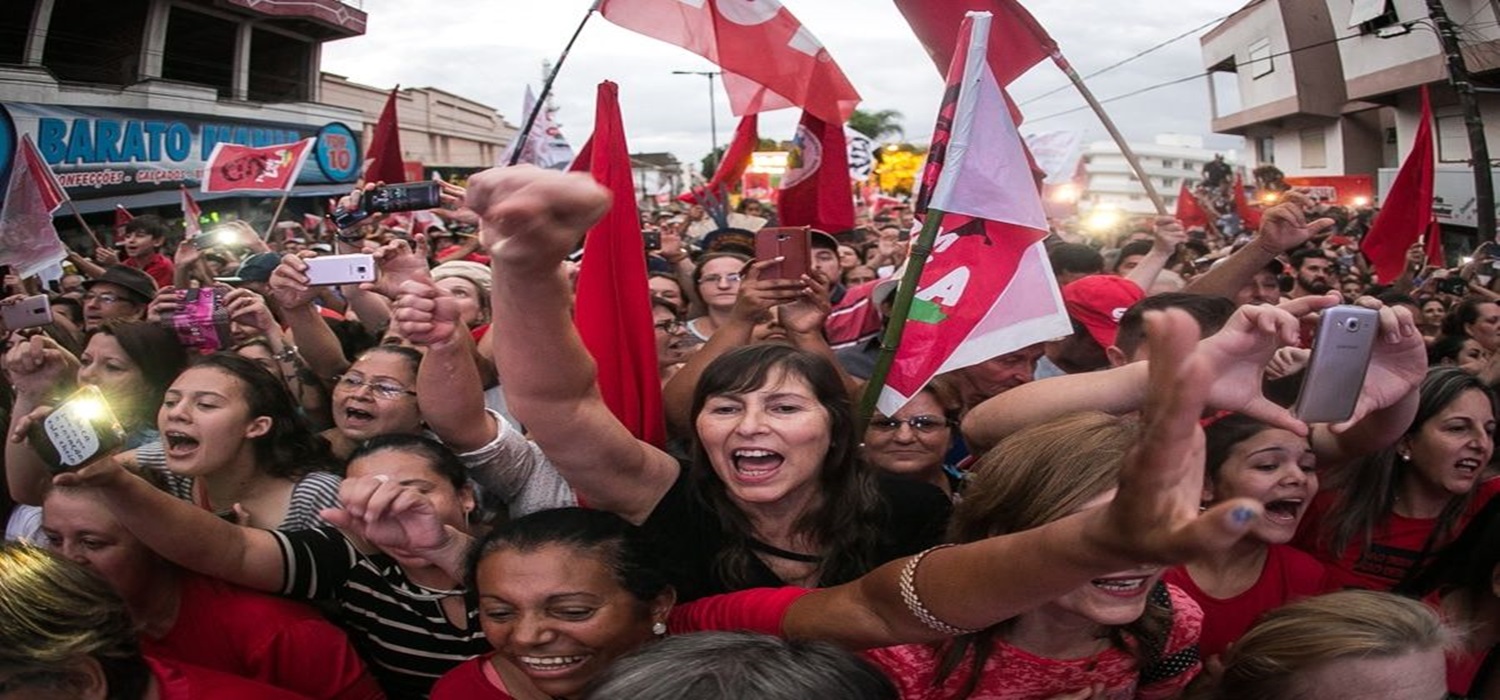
{"left": 81, "top": 265, "right": 157, "bottom": 303}
{"left": 699, "top": 228, "right": 756, "bottom": 257}
{"left": 809, "top": 229, "right": 839, "bottom": 252}
{"left": 1062, "top": 275, "right": 1145, "bottom": 348}
{"left": 235, "top": 252, "right": 284, "bottom": 284}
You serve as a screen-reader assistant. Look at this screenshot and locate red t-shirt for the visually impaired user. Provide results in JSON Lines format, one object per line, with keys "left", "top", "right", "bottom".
{"left": 125, "top": 251, "right": 175, "bottom": 290}
{"left": 141, "top": 572, "right": 383, "bottom": 700}
{"left": 1294, "top": 478, "right": 1500, "bottom": 591}
{"left": 429, "top": 656, "right": 514, "bottom": 700}
{"left": 149, "top": 655, "right": 312, "bottom": 699}
{"left": 1163, "top": 545, "right": 1331, "bottom": 659}
{"left": 862, "top": 584, "right": 1203, "bottom": 700}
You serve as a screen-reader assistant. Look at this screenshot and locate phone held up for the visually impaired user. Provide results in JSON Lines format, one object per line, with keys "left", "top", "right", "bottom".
{"left": 1292, "top": 305, "right": 1378, "bottom": 424}
{"left": 302, "top": 254, "right": 377, "bottom": 286}
{"left": 0, "top": 294, "right": 51, "bottom": 331}
{"left": 754, "top": 227, "right": 812, "bottom": 280}
{"left": 28, "top": 385, "right": 126, "bottom": 474}
{"left": 331, "top": 182, "right": 442, "bottom": 230}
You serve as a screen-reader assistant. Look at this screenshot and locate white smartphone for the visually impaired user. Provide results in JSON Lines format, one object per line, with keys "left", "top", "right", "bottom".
{"left": 1, "top": 294, "right": 51, "bottom": 331}
{"left": 302, "top": 254, "right": 377, "bottom": 286}
{"left": 1292, "top": 306, "right": 1378, "bottom": 424}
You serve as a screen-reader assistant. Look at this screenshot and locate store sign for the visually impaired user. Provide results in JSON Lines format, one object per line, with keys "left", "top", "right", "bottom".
{"left": 0, "top": 102, "right": 361, "bottom": 204}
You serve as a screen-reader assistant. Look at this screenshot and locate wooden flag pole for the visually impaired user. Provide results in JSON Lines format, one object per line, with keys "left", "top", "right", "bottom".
{"left": 1050, "top": 53, "right": 1168, "bottom": 215}
{"left": 63, "top": 199, "right": 103, "bottom": 248}
{"left": 857, "top": 208, "right": 948, "bottom": 427}
{"left": 265, "top": 191, "right": 290, "bottom": 239}
{"left": 508, "top": 2, "right": 598, "bottom": 166}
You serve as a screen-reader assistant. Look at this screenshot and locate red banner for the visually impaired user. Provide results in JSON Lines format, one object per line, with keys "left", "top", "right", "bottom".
{"left": 201, "top": 138, "right": 314, "bottom": 193}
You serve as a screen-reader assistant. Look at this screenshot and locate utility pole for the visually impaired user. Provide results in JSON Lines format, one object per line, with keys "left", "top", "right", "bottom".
{"left": 1427, "top": 0, "right": 1496, "bottom": 241}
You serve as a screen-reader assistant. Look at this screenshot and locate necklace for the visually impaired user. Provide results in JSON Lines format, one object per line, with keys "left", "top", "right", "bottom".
{"left": 748, "top": 538, "right": 823, "bottom": 564}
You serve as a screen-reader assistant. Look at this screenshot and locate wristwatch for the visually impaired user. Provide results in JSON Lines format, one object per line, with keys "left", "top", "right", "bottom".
{"left": 274, "top": 345, "right": 300, "bottom": 363}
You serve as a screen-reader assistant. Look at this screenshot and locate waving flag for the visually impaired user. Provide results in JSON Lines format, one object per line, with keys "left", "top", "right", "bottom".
{"left": 895, "top": 0, "right": 1058, "bottom": 86}
{"left": 598, "top": 0, "right": 860, "bottom": 124}
{"left": 201, "top": 139, "right": 314, "bottom": 193}
{"left": 778, "top": 110, "right": 855, "bottom": 233}
{"left": 501, "top": 86, "right": 576, "bottom": 170}
{"left": 1364, "top": 87, "right": 1436, "bottom": 283}
{"left": 876, "top": 11, "right": 1070, "bottom": 415}
{"left": 113, "top": 204, "right": 135, "bottom": 231}
{"left": 1233, "top": 173, "right": 1262, "bottom": 232}
{"left": 180, "top": 186, "right": 203, "bottom": 239}
{"left": 1175, "top": 183, "right": 1209, "bottom": 229}
{"left": 571, "top": 81, "right": 665, "bottom": 447}
{"left": 0, "top": 135, "right": 69, "bottom": 276}
{"left": 681, "top": 114, "right": 758, "bottom": 204}
{"left": 365, "top": 87, "right": 407, "bottom": 185}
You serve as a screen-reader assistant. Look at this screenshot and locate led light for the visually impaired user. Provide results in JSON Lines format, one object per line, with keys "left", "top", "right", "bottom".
{"left": 1352, "top": 196, "right": 1370, "bottom": 207}
{"left": 1050, "top": 184, "right": 1080, "bottom": 203}
{"left": 1260, "top": 192, "right": 1279, "bottom": 204}
{"left": 67, "top": 398, "right": 105, "bottom": 421}
{"left": 1084, "top": 208, "right": 1121, "bottom": 232}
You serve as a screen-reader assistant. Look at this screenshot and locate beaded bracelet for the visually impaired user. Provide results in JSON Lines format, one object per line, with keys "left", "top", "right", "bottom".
{"left": 898, "top": 544, "right": 981, "bottom": 636}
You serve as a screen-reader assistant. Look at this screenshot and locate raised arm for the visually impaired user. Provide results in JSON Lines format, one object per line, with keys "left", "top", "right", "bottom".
{"left": 1124, "top": 216, "right": 1186, "bottom": 293}
{"left": 1185, "top": 191, "right": 1333, "bottom": 300}
{"left": 396, "top": 278, "right": 496, "bottom": 452}
{"left": 473, "top": 166, "right": 678, "bottom": 524}
{"left": 268, "top": 255, "right": 351, "bottom": 380}
{"left": 787, "top": 310, "right": 1262, "bottom": 648}
{"left": 4, "top": 335, "right": 79, "bottom": 505}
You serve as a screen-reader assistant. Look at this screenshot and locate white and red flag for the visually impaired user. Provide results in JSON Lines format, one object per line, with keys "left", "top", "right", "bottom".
{"left": 501, "top": 86, "right": 576, "bottom": 170}
{"left": 113, "top": 204, "right": 135, "bottom": 230}
{"left": 778, "top": 110, "right": 855, "bottom": 233}
{"left": 597, "top": 0, "right": 860, "bottom": 124}
{"left": 895, "top": 0, "right": 1058, "bottom": 87}
{"left": 876, "top": 10, "right": 1070, "bottom": 415}
{"left": 201, "top": 138, "right": 314, "bottom": 193}
{"left": 180, "top": 186, "right": 203, "bottom": 239}
{"left": 0, "top": 134, "right": 69, "bottom": 277}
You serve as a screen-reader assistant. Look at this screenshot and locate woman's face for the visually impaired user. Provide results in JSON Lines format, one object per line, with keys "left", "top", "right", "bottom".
{"left": 862, "top": 391, "right": 951, "bottom": 483}
{"left": 1406, "top": 388, "right": 1496, "bottom": 497}
{"left": 647, "top": 277, "right": 684, "bottom": 312}
{"left": 1208, "top": 428, "right": 1317, "bottom": 544}
{"left": 436, "top": 277, "right": 486, "bottom": 327}
{"left": 1465, "top": 302, "right": 1500, "bottom": 352}
{"left": 158, "top": 367, "right": 270, "bottom": 477}
{"left": 695, "top": 367, "right": 831, "bottom": 510}
{"left": 333, "top": 351, "right": 423, "bottom": 441}
{"left": 76, "top": 334, "right": 150, "bottom": 414}
{"left": 41, "top": 490, "right": 162, "bottom": 600}
{"left": 1421, "top": 301, "right": 1447, "bottom": 327}
{"left": 1043, "top": 491, "right": 1164, "bottom": 628}
{"left": 837, "top": 245, "right": 861, "bottom": 271}
{"left": 696, "top": 257, "right": 744, "bottom": 312}
{"left": 346, "top": 450, "right": 474, "bottom": 564}
{"left": 652, "top": 307, "right": 690, "bottom": 369}
{"left": 1450, "top": 338, "right": 1492, "bottom": 374}
{"left": 477, "top": 544, "right": 667, "bottom": 700}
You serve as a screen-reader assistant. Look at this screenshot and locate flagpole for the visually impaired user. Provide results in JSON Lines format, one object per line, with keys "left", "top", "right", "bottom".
{"left": 265, "top": 192, "right": 290, "bottom": 238}
{"left": 1049, "top": 53, "right": 1168, "bottom": 215}
{"left": 857, "top": 208, "right": 948, "bottom": 424}
{"left": 63, "top": 199, "right": 103, "bottom": 248}
{"left": 508, "top": 2, "right": 598, "bottom": 167}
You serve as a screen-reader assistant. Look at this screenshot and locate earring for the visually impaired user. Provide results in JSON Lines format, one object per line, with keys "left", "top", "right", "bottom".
{"left": 1399, "top": 452, "right": 1411, "bottom": 462}
{"left": 651, "top": 621, "right": 667, "bottom": 636}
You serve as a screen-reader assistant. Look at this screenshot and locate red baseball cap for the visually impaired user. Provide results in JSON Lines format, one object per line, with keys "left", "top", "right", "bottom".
{"left": 1062, "top": 275, "right": 1145, "bottom": 348}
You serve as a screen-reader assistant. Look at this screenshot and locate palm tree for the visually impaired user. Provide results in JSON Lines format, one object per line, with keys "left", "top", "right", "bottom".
{"left": 847, "top": 109, "right": 905, "bottom": 141}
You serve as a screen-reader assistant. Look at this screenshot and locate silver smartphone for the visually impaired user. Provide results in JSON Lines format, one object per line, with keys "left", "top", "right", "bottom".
{"left": 302, "top": 254, "right": 377, "bottom": 286}
{"left": 1292, "top": 306, "right": 1378, "bottom": 424}
{"left": 0, "top": 294, "right": 51, "bottom": 331}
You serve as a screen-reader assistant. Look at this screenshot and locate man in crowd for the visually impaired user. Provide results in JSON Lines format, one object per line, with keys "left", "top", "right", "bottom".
{"left": 80, "top": 265, "right": 156, "bottom": 331}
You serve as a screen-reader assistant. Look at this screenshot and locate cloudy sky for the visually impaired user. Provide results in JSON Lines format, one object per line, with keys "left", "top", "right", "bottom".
{"left": 322, "top": 1, "right": 1249, "bottom": 168}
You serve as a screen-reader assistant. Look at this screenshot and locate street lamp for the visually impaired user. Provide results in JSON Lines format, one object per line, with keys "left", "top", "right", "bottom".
{"left": 672, "top": 70, "right": 722, "bottom": 173}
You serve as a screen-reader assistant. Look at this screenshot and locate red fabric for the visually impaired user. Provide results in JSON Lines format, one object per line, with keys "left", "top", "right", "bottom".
{"left": 115, "top": 204, "right": 135, "bottom": 229}
{"left": 365, "top": 88, "right": 406, "bottom": 186}
{"left": 863, "top": 584, "right": 1202, "bottom": 700}
{"left": 680, "top": 114, "right": 759, "bottom": 204}
{"left": 148, "top": 655, "right": 312, "bottom": 700}
{"left": 201, "top": 139, "right": 315, "bottom": 193}
{"left": 1175, "top": 183, "right": 1209, "bottom": 229}
{"left": 430, "top": 656, "right": 514, "bottom": 700}
{"left": 570, "top": 81, "right": 666, "bottom": 447}
{"left": 1294, "top": 477, "right": 1500, "bottom": 591}
{"left": 124, "top": 251, "right": 176, "bottom": 290}
{"left": 181, "top": 186, "right": 203, "bottom": 238}
{"left": 668, "top": 586, "right": 811, "bottom": 635}
{"left": 1163, "top": 545, "right": 1332, "bottom": 659}
{"left": 19, "top": 133, "right": 68, "bottom": 211}
{"left": 598, "top": 0, "right": 860, "bottom": 124}
{"left": 1425, "top": 217, "right": 1445, "bottom": 267}
{"left": 1233, "top": 173, "right": 1262, "bottom": 231}
{"left": 777, "top": 109, "right": 855, "bottom": 233}
{"left": 893, "top": 0, "right": 1058, "bottom": 87}
{"left": 825, "top": 279, "right": 887, "bottom": 348}
{"left": 302, "top": 213, "right": 323, "bottom": 236}
{"left": 142, "top": 573, "right": 383, "bottom": 700}
{"left": 1364, "top": 87, "right": 1436, "bottom": 283}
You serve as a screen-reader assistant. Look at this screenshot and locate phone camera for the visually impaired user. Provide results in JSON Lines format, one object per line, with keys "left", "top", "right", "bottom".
{"left": 356, "top": 266, "right": 368, "bottom": 273}
{"left": 1342, "top": 318, "right": 1362, "bottom": 333}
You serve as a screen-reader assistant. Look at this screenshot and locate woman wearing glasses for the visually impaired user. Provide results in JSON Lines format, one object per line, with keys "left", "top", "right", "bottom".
{"left": 862, "top": 377, "right": 966, "bottom": 501}
{"left": 683, "top": 252, "right": 750, "bottom": 344}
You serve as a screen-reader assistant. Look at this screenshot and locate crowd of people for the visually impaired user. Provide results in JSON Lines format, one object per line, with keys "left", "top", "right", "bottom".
{"left": 1, "top": 163, "right": 1497, "bottom": 699}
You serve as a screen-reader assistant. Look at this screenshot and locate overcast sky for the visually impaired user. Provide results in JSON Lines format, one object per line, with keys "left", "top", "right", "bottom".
{"left": 322, "top": 1, "right": 1249, "bottom": 168}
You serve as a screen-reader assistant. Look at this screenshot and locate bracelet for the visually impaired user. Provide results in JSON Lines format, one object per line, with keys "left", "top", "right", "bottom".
{"left": 274, "top": 345, "right": 299, "bottom": 362}
{"left": 898, "top": 544, "right": 980, "bottom": 636}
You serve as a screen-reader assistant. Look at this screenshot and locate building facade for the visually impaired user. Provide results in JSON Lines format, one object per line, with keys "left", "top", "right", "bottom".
{"left": 1080, "top": 134, "right": 1232, "bottom": 215}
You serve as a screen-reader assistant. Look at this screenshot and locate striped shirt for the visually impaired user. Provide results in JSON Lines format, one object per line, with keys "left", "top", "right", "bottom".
{"left": 269, "top": 527, "right": 489, "bottom": 700}
{"left": 135, "top": 441, "right": 341, "bottom": 530}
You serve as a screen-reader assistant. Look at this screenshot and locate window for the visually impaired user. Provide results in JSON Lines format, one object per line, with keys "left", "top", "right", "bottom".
{"left": 1248, "top": 38, "right": 1274, "bottom": 79}
{"left": 1160, "top": 159, "right": 1177, "bottom": 169}
{"left": 1162, "top": 177, "right": 1178, "bottom": 187}
{"left": 1300, "top": 128, "right": 1327, "bottom": 169}
{"left": 1437, "top": 114, "right": 1467, "bottom": 163}
{"left": 1256, "top": 136, "right": 1276, "bottom": 165}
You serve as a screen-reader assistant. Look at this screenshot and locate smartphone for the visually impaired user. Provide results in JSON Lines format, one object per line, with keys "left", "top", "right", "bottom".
{"left": 365, "top": 182, "right": 442, "bottom": 214}
{"left": 167, "top": 287, "right": 232, "bottom": 354}
{"left": 0, "top": 295, "right": 51, "bottom": 331}
{"left": 302, "top": 254, "right": 377, "bottom": 286}
{"left": 754, "top": 227, "right": 812, "bottom": 280}
{"left": 1292, "top": 306, "right": 1378, "bottom": 423}
{"left": 643, "top": 230, "right": 662, "bottom": 250}
{"left": 191, "top": 228, "right": 236, "bottom": 251}
{"left": 27, "top": 385, "right": 126, "bottom": 473}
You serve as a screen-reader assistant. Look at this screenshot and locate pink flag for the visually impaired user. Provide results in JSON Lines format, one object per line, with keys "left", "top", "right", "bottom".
{"left": 201, "top": 139, "right": 315, "bottom": 193}
{"left": 180, "top": 186, "right": 203, "bottom": 239}
{"left": 877, "top": 11, "right": 1070, "bottom": 414}
{"left": 598, "top": 0, "right": 860, "bottom": 124}
{"left": 0, "top": 135, "right": 69, "bottom": 276}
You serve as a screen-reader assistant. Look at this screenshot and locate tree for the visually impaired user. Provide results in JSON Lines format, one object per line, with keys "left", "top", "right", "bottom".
{"left": 848, "top": 109, "right": 905, "bottom": 141}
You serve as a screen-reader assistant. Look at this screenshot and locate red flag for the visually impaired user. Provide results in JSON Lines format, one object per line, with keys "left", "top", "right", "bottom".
{"left": 598, "top": 0, "right": 860, "bottom": 124}
{"left": 113, "top": 204, "right": 135, "bottom": 230}
{"left": 681, "top": 114, "right": 759, "bottom": 204}
{"left": 302, "top": 213, "right": 323, "bottom": 235}
{"left": 0, "top": 135, "right": 69, "bottom": 276}
{"left": 180, "top": 186, "right": 203, "bottom": 239}
{"left": 1364, "top": 87, "right": 1436, "bottom": 283}
{"left": 876, "top": 10, "right": 1070, "bottom": 414}
{"left": 1175, "top": 183, "right": 1209, "bottom": 229}
{"left": 778, "top": 110, "right": 855, "bottom": 233}
{"left": 201, "top": 139, "right": 314, "bottom": 193}
{"left": 1234, "top": 173, "right": 1262, "bottom": 231}
{"left": 1425, "top": 218, "right": 1444, "bottom": 267}
{"left": 571, "top": 81, "right": 666, "bottom": 447}
{"left": 365, "top": 87, "right": 406, "bottom": 185}
{"left": 894, "top": 0, "right": 1057, "bottom": 86}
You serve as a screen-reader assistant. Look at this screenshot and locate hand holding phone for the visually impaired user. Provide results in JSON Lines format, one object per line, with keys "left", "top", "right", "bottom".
{"left": 27, "top": 385, "right": 126, "bottom": 473}
{"left": 302, "top": 254, "right": 377, "bottom": 286}
{"left": 0, "top": 295, "right": 51, "bottom": 332}
{"left": 1292, "top": 306, "right": 1378, "bottom": 424}
{"left": 754, "top": 227, "right": 812, "bottom": 280}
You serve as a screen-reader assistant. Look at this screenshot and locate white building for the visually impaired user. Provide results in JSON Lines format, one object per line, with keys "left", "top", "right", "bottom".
{"left": 1080, "top": 135, "right": 1232, "bottom": 215}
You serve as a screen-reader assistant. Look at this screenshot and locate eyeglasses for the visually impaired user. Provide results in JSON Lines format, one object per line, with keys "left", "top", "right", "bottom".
{"left": 333, "top": 374, "right": 417, "bottom": 400}
{"left": 82, "top": 292, "right": 127, "bottom": 305}
{"left": 653, "top": 320, "right": 685, "bottom": 334}
{"left": 868, "top": 415, "right": 953, "bottom": 434}
{"left": 699, "top": 273, "right": 745, "bottom": 286}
